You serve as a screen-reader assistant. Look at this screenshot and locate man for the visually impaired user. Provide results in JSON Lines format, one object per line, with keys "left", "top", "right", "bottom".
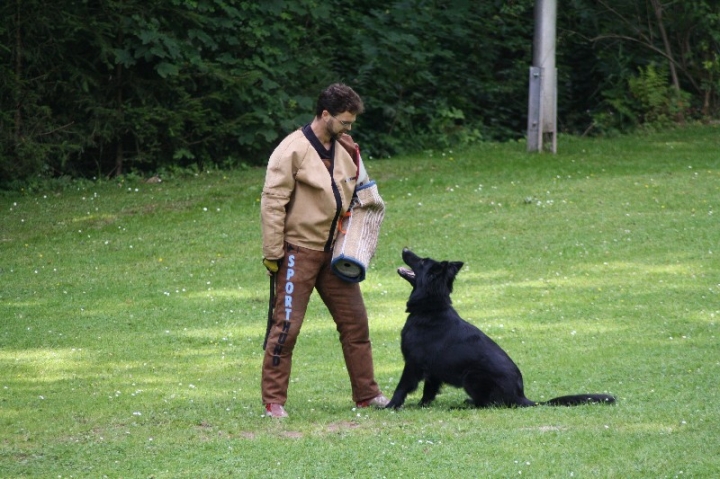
{"left": 260, "top": 83, "right": 388, "bottom": 418}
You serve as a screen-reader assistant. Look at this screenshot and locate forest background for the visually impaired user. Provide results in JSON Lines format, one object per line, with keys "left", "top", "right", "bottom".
{"left": 1, "top": 0, "right": 719, "bottom": 187}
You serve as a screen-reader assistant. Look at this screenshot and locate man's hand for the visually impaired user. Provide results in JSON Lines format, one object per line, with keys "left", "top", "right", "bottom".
{"left": 262, "top": 258, "right": 281, "bottom": 274}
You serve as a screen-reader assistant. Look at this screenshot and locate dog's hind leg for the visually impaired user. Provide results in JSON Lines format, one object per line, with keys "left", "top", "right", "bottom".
{"left": 478, "top": 385, "right": 536, "bottom": 408}
{"left": 386, "top": 363, "right": 423, "bottom": 409}
{"left": 419, "top": 376, "right": 442, "bottom": 407}
{"left": 461, "top": 375, "right": 494, "bottom": 407}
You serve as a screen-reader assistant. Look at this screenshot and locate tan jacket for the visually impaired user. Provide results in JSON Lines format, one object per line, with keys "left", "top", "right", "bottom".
{"left": 261, "top": 129, "right": 366, "bottom": 260}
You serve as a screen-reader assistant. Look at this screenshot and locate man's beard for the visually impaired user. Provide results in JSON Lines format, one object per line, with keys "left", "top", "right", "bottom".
{"left": 327, "top": 123, "right": 344, "bottom": 141}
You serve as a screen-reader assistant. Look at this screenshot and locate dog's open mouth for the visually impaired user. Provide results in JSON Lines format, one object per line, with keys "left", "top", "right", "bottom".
{"left": 397, "top": 267, "right": 415, "bottom": 282}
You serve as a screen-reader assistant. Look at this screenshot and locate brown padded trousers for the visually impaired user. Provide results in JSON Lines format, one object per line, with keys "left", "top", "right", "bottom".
{"left": 261, "top": 242, "right": 381, "bottom": 406}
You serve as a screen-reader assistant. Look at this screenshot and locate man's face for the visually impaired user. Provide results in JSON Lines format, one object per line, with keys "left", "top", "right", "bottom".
{"left": 324, "top": 110, "right": 356, "bottom": 139}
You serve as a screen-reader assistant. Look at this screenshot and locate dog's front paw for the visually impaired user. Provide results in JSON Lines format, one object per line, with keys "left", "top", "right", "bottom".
{"left": 385, "top": 399, "right": 403, "bottom": 410}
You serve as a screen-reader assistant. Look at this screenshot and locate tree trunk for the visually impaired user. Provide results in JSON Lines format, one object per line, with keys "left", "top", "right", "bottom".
{"left": 114, "top": 61, "right": 124, "bottom": 177}
{"left": 115, "top": 141, "right": 124, "bottom": 176}
{"left": 14, "top": 0, "right": 22, "bottom": 145}
{"left": 650, "top": 0, "right": 680, "bottom": 92}
{"left": 650, "top": 0, "right": 685, "bottom": 122}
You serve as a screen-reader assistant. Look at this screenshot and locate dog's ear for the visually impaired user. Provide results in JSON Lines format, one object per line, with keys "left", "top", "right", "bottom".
{"left": 441, "top": 261, "right": 463, "bottom": 294}
{"left": 437, "top": 261, "right": 463, "bottom": 277}
{"left": 448, "top": 261, "right": 463, "bottom": 277}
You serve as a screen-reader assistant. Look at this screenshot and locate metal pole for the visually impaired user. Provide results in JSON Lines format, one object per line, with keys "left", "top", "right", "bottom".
{"left": 527, "top": 0, "right": 557, "bottom": 153}
{"left": 527, "top": 67, "right": 543, "bottom": 152}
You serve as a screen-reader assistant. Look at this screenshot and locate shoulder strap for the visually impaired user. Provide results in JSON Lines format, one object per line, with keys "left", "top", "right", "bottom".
{"left": 337, "top": 134, "right": 360, "bottom": 178}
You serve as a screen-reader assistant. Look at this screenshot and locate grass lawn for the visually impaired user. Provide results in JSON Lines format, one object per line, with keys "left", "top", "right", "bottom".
{"left": 1, "top": 125, "right": 719, "bottom": 478}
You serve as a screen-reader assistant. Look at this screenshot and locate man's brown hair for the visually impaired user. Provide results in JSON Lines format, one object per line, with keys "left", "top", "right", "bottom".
{"left": 315, "top": 83, "right": 365, "bottom": 117}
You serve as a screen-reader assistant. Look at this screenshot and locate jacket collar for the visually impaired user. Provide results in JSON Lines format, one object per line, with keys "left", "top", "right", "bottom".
{"left": 302, "top": 123, "right": 335, "bottom": 160}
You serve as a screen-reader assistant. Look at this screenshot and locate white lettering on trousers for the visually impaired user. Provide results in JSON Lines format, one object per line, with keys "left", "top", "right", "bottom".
{"left": 272, "top": 253, "right": 296, "bottom": 366}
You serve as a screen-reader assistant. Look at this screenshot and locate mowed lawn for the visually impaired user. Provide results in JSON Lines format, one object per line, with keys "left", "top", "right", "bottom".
{"left": 1, "top": 125, "right": 719, "bottom": 478}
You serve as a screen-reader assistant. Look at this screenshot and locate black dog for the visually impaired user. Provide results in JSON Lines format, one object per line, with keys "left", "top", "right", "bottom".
{"left": 386, "top": 248, "right": 615, "bottom": 409}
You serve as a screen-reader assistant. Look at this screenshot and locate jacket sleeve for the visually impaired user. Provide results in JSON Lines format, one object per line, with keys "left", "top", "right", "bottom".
{"left": 260, "top": 137, "right": 304, "bottom": 260}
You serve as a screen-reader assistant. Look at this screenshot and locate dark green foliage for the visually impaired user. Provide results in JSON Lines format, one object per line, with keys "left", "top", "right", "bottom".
{"left": 335, "top": 0, "right": 534, "bottom": 157}
{"left": 1, "top": 0, "right": 719, "bottom": 185}
{"left": 562, "top": 0, "right": 720, "bottom": 135}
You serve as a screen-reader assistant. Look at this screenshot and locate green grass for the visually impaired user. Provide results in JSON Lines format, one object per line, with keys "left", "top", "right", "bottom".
{"left": 2, "top": 125, "right": 719, "bottom": 478}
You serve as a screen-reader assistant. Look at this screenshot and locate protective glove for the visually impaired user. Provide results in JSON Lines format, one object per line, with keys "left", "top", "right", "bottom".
{"left": 262, "top": 257, "right": 281, "bottom": 274}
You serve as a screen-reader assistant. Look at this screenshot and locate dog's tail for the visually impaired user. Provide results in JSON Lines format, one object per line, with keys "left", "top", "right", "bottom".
{"left": 539, "top": 394, "right": 615, "bottom": 406}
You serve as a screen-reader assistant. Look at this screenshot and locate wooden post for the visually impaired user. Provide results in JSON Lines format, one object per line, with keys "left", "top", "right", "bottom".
{"left": 527, "top": 0, "right": 557, "bottom": 153}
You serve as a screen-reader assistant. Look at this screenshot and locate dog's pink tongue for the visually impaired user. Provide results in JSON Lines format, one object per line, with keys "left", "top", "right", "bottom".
{"left": 398, "top": 267, "right": 415, "bottom": 278}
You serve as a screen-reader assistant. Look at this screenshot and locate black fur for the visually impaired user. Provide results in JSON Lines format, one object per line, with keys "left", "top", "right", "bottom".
{"left": 386, "top": 248, "right": 616, "bottom": 409}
